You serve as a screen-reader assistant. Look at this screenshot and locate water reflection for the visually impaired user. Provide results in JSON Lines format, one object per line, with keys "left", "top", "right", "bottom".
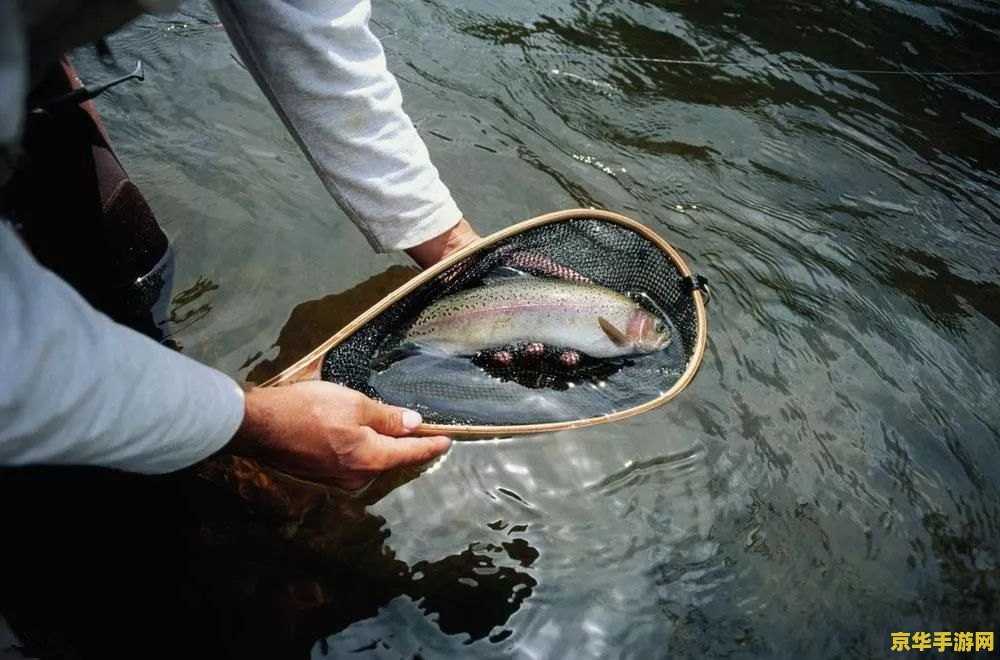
{"left": 247, "top": 266, "right": 419, "bottom": 384}
{"left": 197, "top": 458, "right": 540, "bottom": 653}
{"left": 0, "top": 458, "right": 542, "bottom": 659}
{"left": 878, "top": 247, "right": 1000, "bottom": 330}
{"left": 312, "top": 423, "right": 715, "bottom": 658}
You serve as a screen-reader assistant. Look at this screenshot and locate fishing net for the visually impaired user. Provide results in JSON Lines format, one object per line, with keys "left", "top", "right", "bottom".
{"left": 312, "top": 212, "right": 708, "bottom": 432}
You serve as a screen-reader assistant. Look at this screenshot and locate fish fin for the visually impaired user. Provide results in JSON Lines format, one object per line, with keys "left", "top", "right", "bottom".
{"left": 598, "top": 316, "right": 630, "bottom": 347}
{"left": 371, "top": 343, "right": 424, "bottom": 371}
{"left": 480, "top": 266, "right": 533, "bottom": 284}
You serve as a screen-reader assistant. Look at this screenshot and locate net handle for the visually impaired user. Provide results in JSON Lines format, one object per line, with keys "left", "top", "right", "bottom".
{"left": 260, "top": 209, "right": 709, "bottom": 436}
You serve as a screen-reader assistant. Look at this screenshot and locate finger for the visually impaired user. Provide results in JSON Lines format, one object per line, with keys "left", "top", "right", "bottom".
{"left": 352, "top": 431, "right": 452, "bottom": 472}
{"left": 361, "top": 399, "right": 423, "bottom": 436}
{"left": 332, "top": 474, "right": 378, "bottom": 494}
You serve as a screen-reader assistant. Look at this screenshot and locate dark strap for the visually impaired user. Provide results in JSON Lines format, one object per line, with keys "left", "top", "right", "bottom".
{"left": 681, "top": 274, "right": 711, "bottom": 304}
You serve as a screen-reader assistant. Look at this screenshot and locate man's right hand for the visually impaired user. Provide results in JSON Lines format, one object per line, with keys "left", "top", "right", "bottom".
{"left": 228, "top": 382, "right": 451, "bottom": 491}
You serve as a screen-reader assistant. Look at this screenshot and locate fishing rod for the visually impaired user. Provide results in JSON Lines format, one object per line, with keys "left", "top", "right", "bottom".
{"left": 544, "top": 53, "right": 1000, "bottom": 77}
{"left": 32, "top": 60, "right": 145, "bottom": 114}
{"left": 374, "top": 23, "right": 1000, "bottom": 78}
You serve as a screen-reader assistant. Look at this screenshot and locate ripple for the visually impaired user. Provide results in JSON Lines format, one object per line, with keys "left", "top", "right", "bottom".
{"left": 47, "top": 0, "right": 1000, "bottom": 656}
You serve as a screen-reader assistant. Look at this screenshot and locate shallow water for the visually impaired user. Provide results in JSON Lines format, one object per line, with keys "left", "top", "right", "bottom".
{"left": 59, "top": 0, "right": 1000, "bottom": 657}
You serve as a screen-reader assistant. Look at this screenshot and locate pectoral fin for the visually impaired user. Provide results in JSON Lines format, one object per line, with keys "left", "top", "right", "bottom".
{"left": 598, "top": 316, "right": 630, "bottom": 347}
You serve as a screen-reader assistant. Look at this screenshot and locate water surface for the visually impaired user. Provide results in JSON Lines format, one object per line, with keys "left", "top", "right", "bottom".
{"left": 56, "top": 0, "right": 1000, "bottom": 657}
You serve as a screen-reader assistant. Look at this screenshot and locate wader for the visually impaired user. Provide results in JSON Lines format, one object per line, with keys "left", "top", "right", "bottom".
{"left": 1, "top": 57, "right": 173, "bottom": 339}
{"left": 0, "top": 5, "right": 204, "bottom": 658}
{"left": 2, "top": 0, "right": 176, "bottom": 337}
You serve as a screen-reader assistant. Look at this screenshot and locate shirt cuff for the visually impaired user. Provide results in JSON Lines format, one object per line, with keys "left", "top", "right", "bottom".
{"left": 130, "top": 368, "right": 246, "bottom": 475}
{"left": 367, "top": 198, "right": 463, "bottom": 253}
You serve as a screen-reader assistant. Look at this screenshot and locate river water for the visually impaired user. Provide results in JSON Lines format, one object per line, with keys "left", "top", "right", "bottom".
{"left": 60, "top": 0, "right": 1000, "bottom": 657}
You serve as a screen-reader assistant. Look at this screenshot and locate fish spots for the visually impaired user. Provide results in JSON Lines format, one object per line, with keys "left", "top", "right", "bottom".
{"left": 559, "top": 350, "right": 580, "bottom": 367}
{"left": 493, "top": 350, "right": 513, "bottom": 365}
{"left": 403, "top": 278, "right": 665, "bottom": 359}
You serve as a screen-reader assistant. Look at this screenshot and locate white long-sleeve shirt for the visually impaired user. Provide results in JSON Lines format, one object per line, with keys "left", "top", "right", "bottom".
{"left": 212, "top": 0, "right": 463, "bottom": 252}
{"left": 0, "top": 0, "right": 463, "bottom": 472}
{"left": 0, "top": 221, "right": 246, "bottom": 473}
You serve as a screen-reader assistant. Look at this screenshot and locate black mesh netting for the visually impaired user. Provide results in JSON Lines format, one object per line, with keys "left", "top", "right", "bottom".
{"left": 321, "top": 217, "right": 702, "bottom": 426}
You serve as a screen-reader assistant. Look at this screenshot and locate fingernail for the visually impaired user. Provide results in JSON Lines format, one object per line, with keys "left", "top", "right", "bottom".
{"left": 402, "top": 410, "right": 422, "bottom": 429}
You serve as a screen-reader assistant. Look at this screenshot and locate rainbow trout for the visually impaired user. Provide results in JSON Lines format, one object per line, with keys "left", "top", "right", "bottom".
{"left": 404, "top": 278, "right": 670, "bottom": 358}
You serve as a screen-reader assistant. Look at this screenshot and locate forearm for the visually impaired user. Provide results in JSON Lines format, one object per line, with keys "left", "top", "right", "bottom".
{"left": 211, "top": 0, "right": 463, "bottom": 252}
{"left": 0, "top": 221, "right": 244, "bottom": 474}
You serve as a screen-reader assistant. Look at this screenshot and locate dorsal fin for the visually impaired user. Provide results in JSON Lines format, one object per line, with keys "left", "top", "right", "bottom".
{"left": 480, "top": 267, "right": 532, "bottom": 285}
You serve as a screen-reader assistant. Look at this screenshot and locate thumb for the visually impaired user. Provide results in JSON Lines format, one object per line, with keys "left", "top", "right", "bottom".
{"left": 361, "top": 399, "right": 424, "bottom": 436}
{"left": 357, "top": 432, "right": 453, "bottom": 471}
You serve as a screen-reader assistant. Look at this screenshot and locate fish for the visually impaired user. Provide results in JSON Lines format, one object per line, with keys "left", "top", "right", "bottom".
{"left": 402, "top": 278, "right": 671, "bottom": 358}
{"left": 371, "top": 353, "right": 584, "bottom": 424}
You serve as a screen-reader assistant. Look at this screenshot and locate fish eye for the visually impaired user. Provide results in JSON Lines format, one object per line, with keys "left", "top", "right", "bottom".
{"left": 654, "top": 320, "right": 664, "bottom": 332}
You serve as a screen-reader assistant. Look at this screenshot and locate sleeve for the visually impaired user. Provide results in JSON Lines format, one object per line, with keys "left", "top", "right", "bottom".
{"left": 0, "top": 220, "right": 246, "bottom": 474}
{"left": 210, "top": 0, "right": 463, "bottom": 252}
{"left": 0, "top": 0, "right": 27, "bottom": 186}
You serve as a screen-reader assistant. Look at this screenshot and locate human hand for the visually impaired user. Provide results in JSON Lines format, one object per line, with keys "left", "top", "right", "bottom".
{"left": 228, "top": 381, "right": 451, "bottom": 490}
{"left": 406, "top": 217, "right": 480, "bottom": 268}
